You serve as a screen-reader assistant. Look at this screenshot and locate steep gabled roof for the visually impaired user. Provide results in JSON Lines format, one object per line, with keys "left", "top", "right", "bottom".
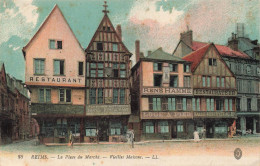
{"left": 182, "top": 43, "right": 211, "bottom": 72}
{"left": 145, "top": 47, "right": 184, "bottom": 62}
{"left": 85, "top": 13, "right": 131, "bottom": 55}
{"left": 22, "top": 4, "right": 84, "bottom": 57}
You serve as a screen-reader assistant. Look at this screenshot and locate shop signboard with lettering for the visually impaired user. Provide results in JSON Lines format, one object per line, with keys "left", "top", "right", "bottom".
{"left": 141, "top": 111, "right": 193, "bottom": 119}
{"left": 193, "top": 89, "right": 237, "bottom": 96}
{"left": 142, "top": 87, "right": 193, "bottom": 95}
{"left": 86, "top": 105, "right": 131, "bottom": 116}
{"left": 193, "top": 111, "right": 236, "bottom": 118}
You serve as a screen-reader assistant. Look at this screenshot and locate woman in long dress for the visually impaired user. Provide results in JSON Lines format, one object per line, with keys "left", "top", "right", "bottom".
{"left": 193, "top": 130, "right": 200, "bottom": 142}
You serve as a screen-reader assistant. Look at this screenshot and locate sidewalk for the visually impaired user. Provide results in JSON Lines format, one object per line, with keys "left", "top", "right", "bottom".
{"left": 44, "top": 137, "right": 242, "bottom": 147}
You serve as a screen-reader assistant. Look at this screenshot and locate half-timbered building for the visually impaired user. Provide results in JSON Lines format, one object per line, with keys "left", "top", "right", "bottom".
{"left": 182, "top": 43, "right": 237, "bottom": 138}
{"left": 84, "top": 2, "right": 132, "bottom": 142}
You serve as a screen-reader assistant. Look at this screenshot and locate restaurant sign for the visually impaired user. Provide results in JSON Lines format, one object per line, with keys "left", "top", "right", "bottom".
{"left": 27, "top": 76, "right": 84, "bottom": 85}
{"left": 86, "top": 105, "right": 131, "bottom": 116}
{"left": 193, "top": 89, "right": 237, "bottom": 96}
{"left": 193, "top": 111, "right": 236, "bottom": 118}
{"left": 141, "top": 111, "right": 193, "bottom": 119}
{"left": 142, "top": 87, "right": 192, "bottom": 95}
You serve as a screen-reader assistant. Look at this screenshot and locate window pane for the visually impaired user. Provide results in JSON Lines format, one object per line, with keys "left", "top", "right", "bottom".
{"left": 197, "top": 98, "right": 200, "bottom": 111}
{"left": 202, "top": 76, "right": 206, "bottom": 87}
{"left": 120, "top": 64, "right": 126, "bottom": 69}
{"left": 229, "top": 99, "right": 232, "bottom": 111}
{"left": 60, "top": 60, "right": 64, "bottom": 75}
{"left": 113, "top": 89, "right": 118, "bottom": 104}
{"left": 46, "top": 89, "right": 51, "bottom": 102}
{"left": 57, "top": 41, "right": 62, "bottom": 49}
{"left": 90, "top": 70, "right": 96, "bottom": 77}
{"left": 54, "top": 60, "right": 60, "bottom": 75}
{"left": 221, "top": 78, "right": 225, "bottom": 87}
{"left": 90, "top": 89, "right": 96, "bottom": 104}
{"left": 98, "top": 70, "right": 103, "bottom": 77}
{"left": 217, "top": 77, "right": 220, "bottom": 87}
{"left": 120, "top": 89, "right": 125, "bottom": 104}
{"left": 183, "top": 98, "right": 186, "bottom": 111}
{"left": 39, "top": 89, "right": 44, "bottom": 102}
{"left": 90, "top": 63, "right": 96, "bottom": 68}
{"left": 66, "top": 89, "right": 71, "bottom": 102}
{"left": 50, "top": 40, "right": 55, "bottom": 49}
{"left": 120, "top": 71, "right": 126, "bottom": 78}
{"left": 78, "top": 62, "right": 83, "bottom": 75}
{"left": 113, "top": 44, "right": 118, "bottom": 51}
{"left": 206, "top": 99, "right": 210, "bottom": 111}
{"left": 59, "top": 89, "right": 65, "bottom": 102}
{"left": 211, "top": 99, "right": 214, "bottom": 111}
{"left": 207, "top": 77, "right": 211, "bottom": 87}
{"left": 98, "top": 89, "right": 103, "bottom": 104}
{"left": 98, "top": 63, "right": 104, "bottom": 68}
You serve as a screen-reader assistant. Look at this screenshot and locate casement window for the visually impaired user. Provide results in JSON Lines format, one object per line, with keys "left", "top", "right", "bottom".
{"left": 202, "top": 76, "right": 206, "bottom": 87}
{"left": 59, "top": 89, "right": 71, "bottom": 103}
{"left": 184, "top": 76, "right": 191, "bottom": 87}
{"left": 34, "top": 59, "right": 45, "bottom": 75}
{"left": 54, "top": 60, "right": 65, "bottom": 75}
{"left": 154, "top": 75, "right": 162, "bottom": 87}
{"left": 97, "top": 88, "right": 103, "bottom": 104}
{"left": 97, "top": 42, "right": 103, "bottom": 51}
{"left": 120, "top": 71, "right": 126, "bottom": 78}
{"left": 113, "top": 89, "right": 118, "bottom": 104}
{"left": 183, "top": 98, "right": 187, "bottom": 111}
{"left": 176, "top": 98, "right": 182, "bottom": 110}
{"left": 113, "top": 43, "right": 118, "bottom": 51}
{"left": 177, "top": 121, "right": 184, "bottom": 132}
{"left": 216, "top": 77, "right": 220, "bottom": 87}
{"left": 229, "top": 99, "right": 233, "bottom": 111}
{"left": 170, "top": 75, "right": 178, "bottom": 87}
{"left": 169, "top": 64, "right": 178, "bottom": 72}
{"left": 120, "top": 89, "right": 125, "bottom": 104}
{"left": 78, "top": 62, "right": 84, "bottom": 76}
{"left": 247, "top": 98, "right": 251, "bottom": 111}
{"left": 158, "top": 121, "right": 169, "bottom": 133}
{"left": 197, "top": 98, "right": 200, "bottom": 111}
{"left": 209, "top": 58, "right": 217, "bottom": 66}
{"left": 144, "top": 122, "right": 154, "bottom": 133}
{"left": 216, "top": 99, "right": 224, "bottom": 111}
{"left": 184, "top": 64, "right": 190, "bottom": 72}
{"left": 85, "top": 121, "right": 96, "bottom": 136}
{"left": 225, "top": 99, "right": 229, "bottom": 111}
{"left": 207, "top": 76, "right": 211, "bottom": 87}
{"left": 192, "top": 98, "right": 196, "bottom": 111}
{"left": 49, "top": 40, "right": 62, "bottom": 49}
{"left": 113, "top": 63, "right": 119, "bottom": 78}
{"left": 153, "top": 63, "right": 162, "bottom": 71}
{"left": 90, "top": 63, "right": 97, "bottom": 77}
{"left": 236, "top": 98, "right": 241, "bottom": 111}
{"left": 221, "top": 77, "right": 225, "bottom": 88}
{"left": 97, "top": 63, "right": 104, "bottom": 77}
{"left": 152, "top": 98, "right": 161, "bottom": 111}
{"left": 39, "top": 89, "right": 51, "bottom": 103}
{"left": 110, "top": 121, "right": 121, "bottom": 135}
{"left": 168, "top": 98, "right": 176, "bottom": 111}
{"left": 90, "top": 89, "right": 96, "bottom": 104}
{"left": 215, "top": 123, "right": 227, "bottom": 134}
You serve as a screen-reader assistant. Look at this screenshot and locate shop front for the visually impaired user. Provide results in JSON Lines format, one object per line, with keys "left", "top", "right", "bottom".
{"left": 84, "top": 116, "right": 128, "bottom": 143}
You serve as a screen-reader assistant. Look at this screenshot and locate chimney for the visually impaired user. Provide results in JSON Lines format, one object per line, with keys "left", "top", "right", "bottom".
{"left": 180, "top": 30, "right": 193, "bottom": 47}
{"left": 135, "top": 40, "right": 140, "bottom": 62}
{"left": 140, "top": 52, "right": 144, "bottom": 58}
{"left": 147, "top": 50, "right": 152, "bottom": 57}
{"left": 228, "top": 33, "right": 238, "bottom": 51}
{"left": 116, "top": 25, "right": 122, "bottom": 39}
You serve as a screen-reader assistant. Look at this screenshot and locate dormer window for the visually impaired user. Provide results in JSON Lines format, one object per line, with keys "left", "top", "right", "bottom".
{"left": 49, "top": 40, "right": 62, "bottom": 49}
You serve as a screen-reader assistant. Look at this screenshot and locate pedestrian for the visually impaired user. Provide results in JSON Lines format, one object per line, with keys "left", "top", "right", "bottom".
{"left": 202, "top": 128, "right": 206, "bottom": 140}
{"left": 68, "top": 131, "right": 74, "bottom": 148}
{"left": 193, "top": 130, "right": 200, "bottom": 143}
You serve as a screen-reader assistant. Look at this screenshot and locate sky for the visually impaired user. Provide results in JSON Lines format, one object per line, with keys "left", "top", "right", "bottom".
{"left": 0, "top": 0, "right": 259, "bottom": 81}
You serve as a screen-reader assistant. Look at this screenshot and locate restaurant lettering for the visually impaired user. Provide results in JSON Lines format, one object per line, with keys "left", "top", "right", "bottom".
{"left": 194, "top": 89, "right": 237, "bottom": 96}
{"left": 194, "top": 111, "right": 236, "bottom": 118}
{"left": 141, "top": 112, "right": 193, "bottom": 119}
{"left": 29, "top": 76, "right": 82, "bottom": 84}
{"left": 142, "top": 87, "right": 192, "bottom": 95}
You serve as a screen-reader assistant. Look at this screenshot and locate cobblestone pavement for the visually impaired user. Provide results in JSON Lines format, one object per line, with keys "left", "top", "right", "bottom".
{"left": 0, "top": 137, "right": 259, "bottom": 166}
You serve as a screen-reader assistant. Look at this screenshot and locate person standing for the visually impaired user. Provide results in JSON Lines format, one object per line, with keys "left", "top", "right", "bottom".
{"left": 193, "top": 130, "right": 200, "bottom": 142}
